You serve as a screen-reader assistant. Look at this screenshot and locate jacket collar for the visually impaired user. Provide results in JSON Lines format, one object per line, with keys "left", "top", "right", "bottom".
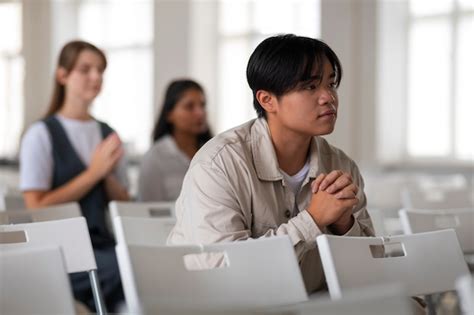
{"left": 251, "top": 118, "right": 320, "bottom": 182}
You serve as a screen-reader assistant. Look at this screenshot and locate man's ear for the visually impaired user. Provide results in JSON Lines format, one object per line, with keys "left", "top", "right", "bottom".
{"left": 256, "top": 90, "right": 277, "bottom": 114}
{"left": 56, "top": 67, "right": 68, "bottom": 85}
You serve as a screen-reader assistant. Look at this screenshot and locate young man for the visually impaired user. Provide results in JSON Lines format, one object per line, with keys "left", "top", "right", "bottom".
{"left": 167, "top": 34, "right": 375, "bottom": 293}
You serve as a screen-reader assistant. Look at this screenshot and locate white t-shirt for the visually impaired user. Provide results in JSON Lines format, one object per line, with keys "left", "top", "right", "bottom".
{"left": 281, "top": 159, "right": 310, "bottom": 196}
{"left": 281, "top": 159, "right": 310, "bottom": 214}
{"left": 19, "top": 114, "right": 128, "bottom": 191}
{"left": 138, "top": 135, "right": 191, "bottom": 202}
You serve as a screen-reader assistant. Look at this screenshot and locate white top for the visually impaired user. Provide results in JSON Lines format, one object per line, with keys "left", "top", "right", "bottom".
{"left": 19, "top": 114, "right": 128, "bottom": 191}
{"left": 138, "top": 135, "right": 191, "bottom": 202}
{"left": 281, "top": 159, "right": 310, "bottom": 213}
{"left": 281, "top": 159, "right": 310, "bottom": 196}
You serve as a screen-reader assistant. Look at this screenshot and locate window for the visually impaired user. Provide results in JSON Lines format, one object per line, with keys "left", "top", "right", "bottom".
{"left": 0, "top": 1, "right": 23, "bottom": 159}
{"left": 216, "top": 0, "right": 320, "bottom": 132}
{"left": 407, "top": 0, "right": 473, "bottom": 161}
{"left": 78, "top": 0, "right": 154, "bottom": 155}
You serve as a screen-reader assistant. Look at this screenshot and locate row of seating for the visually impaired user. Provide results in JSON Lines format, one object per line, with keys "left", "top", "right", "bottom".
{"left": 3, "top": 201, "right": 472, "bottom": 256}
{"left": 1, "top": 200, "right": 473, "bottom": 314}
{"left": 1, "top": 216, "right": 106, "bottom": 314}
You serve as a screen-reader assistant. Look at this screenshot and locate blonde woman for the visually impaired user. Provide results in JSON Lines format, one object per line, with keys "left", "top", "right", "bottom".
{"left": 19, "top": 40, "right": 128, "bottom": 312}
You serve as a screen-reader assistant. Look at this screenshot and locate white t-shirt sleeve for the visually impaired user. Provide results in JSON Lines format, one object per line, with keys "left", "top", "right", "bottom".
{"left": 19, "top": 122, "right": 53, "bottom": 191}
{"left": 114, "top": 153, "right": 129, "bottom": 189}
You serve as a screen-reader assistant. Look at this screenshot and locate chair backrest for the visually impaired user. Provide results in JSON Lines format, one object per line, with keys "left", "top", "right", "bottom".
{"left": 399, "top": 208, "right": 474, "bottom": 253}
{"left": 0, "top": 193, "right": 25, "bottom": 211}
{"left": 401, "top": 187, "right": 473, "bottom": 209}
{"left": 456, "top": 275, "right": 473, "bottom": 315}
{"left": 109, "top": 201, "right": 175, "bottom": 218}
{"left": 287, "top": 284, "right": 411, "bottom": 315}
{"left": 144, "top": 284, "right": 411, "bottom": 315}
{"left": 0, "top": 245, "right": 76, "bottom": 314}
{"left": 116, "top": 236, "right": 308, "bottom": 313}
{"left": 0, "top": 202, "right": 82, "bottom": 224}
{"left": 0, "top": 217, "right": 96, "bottom": 273}
{"left": 113, "top": 216, "right": 176, "bottom": 246}
{"left": 366, "top": 208, "right": 403, "bottom": 236}
{"left": 317, "top": 229, "right": 469, "bottom": 299}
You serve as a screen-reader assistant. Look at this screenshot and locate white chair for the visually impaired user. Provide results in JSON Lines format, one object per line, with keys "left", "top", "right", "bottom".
{"left": 456, "top": 275, "right": 473, "bottom": 315}
{"left": 367, "top": 208, "right": 403, "bottom": 236}
{"left": 317, "top": 230, "right": 469, "bottom": 300}
{"left": 148, "top": 284, "right": 411, "bottom": 315}
{"left": 399, "top": 208, "right": 474, "bottom": 254}
{"left": 113, "top": 216, "right": 176, "bottom": 246}
{"left": 277, "top": 284, "right": 411, "bottom": 315}
{"left": 109, "top": 200, "right": 175, "bottom": 218}
{"left": 116, "top": 236, "right": 308, "bottom": 313}
{"left": 0, "top": 202, "right": 82, "bottom": 224}
{"left": 0, "top": 192, "right": 25, "bottom": 211}
{"left": 0, "top": 245, "right": 76, "bottom": 315}
{"left": 401, "top": 186, "right": 473, "bottom": 210}
{"left": 0, "top": 217, "right": 107, "bottom": 314}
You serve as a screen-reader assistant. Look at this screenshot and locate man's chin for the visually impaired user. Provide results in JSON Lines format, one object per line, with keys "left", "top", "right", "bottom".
{"left": 312, "top": 126, "right": 335, "bottom": 136}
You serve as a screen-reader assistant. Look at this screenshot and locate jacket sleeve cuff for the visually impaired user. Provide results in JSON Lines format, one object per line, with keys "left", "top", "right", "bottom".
{"left": 290, "top": 210, "right": 323, "bottom": 248}
{"left": 324, "top": 216, "right": 363, "bottom": 237}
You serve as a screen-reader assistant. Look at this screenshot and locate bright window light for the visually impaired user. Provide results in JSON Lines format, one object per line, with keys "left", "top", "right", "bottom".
{"left": 410, "top": 0, "right": 453, "bottom": 16}
{"left": 406, "top": 0, "right": 473, "bottom": 162}
{"left": 455, "top": 15, "right": 474, "bottom": 160}
{"left": 78, "top": 0, "right": 154, "bottom": 155}
{"left": 407, "top": 19, "right": 452, "bottom": 157}
{"left": 0, "top": 1, "right": 23, "bottom": 159}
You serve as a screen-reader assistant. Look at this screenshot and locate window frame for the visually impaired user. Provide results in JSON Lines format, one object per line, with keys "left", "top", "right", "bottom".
{"left": 0, "top": 0, "right": 23, "bottom": 160}
{"left": 376, "top": 0, "right": 474, "bottom": 168}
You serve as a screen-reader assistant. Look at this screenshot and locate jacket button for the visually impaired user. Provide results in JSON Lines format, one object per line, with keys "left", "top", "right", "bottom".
{"left": 285, "top": 209, "right": 291, "bottom": 218}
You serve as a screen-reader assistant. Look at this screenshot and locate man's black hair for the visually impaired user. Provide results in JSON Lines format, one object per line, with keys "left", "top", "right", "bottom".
{"left": 246, "top": 34, "right": 342, "bottom": 118}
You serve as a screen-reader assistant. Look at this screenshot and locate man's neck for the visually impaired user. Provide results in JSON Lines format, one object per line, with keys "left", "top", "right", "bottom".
{"left": 267, "top": 119, "right": 312, "bottom": 176}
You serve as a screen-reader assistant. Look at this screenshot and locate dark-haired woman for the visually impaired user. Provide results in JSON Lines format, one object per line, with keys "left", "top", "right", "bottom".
{"left": 19, "top": 40, "right": 128, "bottom": 312}
{"left": 138, "top": 79, "right": 212, "bottom": 201}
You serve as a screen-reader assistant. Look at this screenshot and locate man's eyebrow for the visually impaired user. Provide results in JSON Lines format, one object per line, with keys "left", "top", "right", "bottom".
{"left": 306, "top": 72, "right": 336, "bottom": 82}
{"left": 302, "top": 75, "right": 322, "bottom": 83}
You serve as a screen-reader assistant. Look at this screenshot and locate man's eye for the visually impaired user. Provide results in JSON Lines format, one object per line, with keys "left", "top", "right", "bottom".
{"left": 329, "top": 82, "right": 337, "bottom": 89}
{"left": 304, "top": 84, "right": 316, "bottom": 90}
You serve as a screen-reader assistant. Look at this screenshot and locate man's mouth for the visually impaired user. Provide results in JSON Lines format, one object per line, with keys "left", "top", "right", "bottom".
{"left": 318, "top": 110, "right": 337, "bottom": 118}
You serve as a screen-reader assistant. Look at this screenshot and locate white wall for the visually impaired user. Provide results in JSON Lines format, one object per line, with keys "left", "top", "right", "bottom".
{"left": 321, "top": 0, "right": 378, "bottom": 169}
{"left": 189, "top": 0, "right": 218, "bottom": 129}
{"left": 154, "top": 0, "right": 191, "bottom": 117}
{"left": 22, "top": 0, "right": 54, "bottom": 129}
{"left": 153, "top": 0, "right": 219, "bottom": 134}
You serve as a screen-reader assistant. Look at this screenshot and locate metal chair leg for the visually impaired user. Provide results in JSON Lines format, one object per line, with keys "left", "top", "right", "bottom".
{"left": 89, "top": 270, "right": 108, "bottom": 315}
{"left": 425, "top": 294, "right": 437, "bottom": 315}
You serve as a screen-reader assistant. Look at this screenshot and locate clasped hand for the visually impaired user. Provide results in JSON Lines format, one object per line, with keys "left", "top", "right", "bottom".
{"left": 307, "top": 170, "right": 358, "bottom": 234}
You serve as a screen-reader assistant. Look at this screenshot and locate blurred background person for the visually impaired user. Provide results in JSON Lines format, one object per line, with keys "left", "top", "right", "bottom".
{"left": 19, "top": 40, "right": 128, "bottom": 312}
{"left": 138, "top": 79, "right": 212, "bottom": 201}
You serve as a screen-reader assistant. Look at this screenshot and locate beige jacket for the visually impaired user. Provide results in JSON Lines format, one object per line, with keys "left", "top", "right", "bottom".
{"left": 167, "top": 118, "right": 375, "bottom": 293}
